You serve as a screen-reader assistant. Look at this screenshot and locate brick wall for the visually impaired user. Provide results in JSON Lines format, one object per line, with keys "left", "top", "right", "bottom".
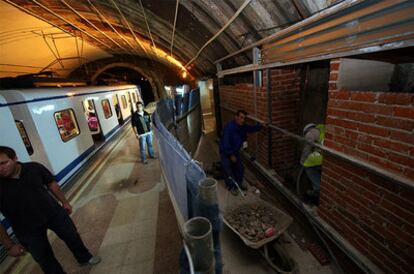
{"left": 319, "top": 59, "right": 414, "bottom": 273}
{"left": 219, "top": 66, "right": 301, "bottom": 177}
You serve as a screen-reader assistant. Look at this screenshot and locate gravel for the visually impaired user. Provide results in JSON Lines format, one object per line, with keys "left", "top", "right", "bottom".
{"left": 226, "top": 204, "right": 277, "bottom": 242}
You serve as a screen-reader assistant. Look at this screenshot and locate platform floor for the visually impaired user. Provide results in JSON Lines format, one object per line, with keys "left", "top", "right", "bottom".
{"left": 4, "top": 118, "right": 336, "bottom": 274}
{"left": 4, "top": 126, "right": 181, "bottom": 274}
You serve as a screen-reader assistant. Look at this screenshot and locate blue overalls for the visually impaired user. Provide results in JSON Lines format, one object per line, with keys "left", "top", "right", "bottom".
{"left": 219, "top": 120, "right": 261, "bottom": 190}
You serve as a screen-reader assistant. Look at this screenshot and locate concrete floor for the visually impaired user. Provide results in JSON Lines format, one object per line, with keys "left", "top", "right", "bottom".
{"left": 4, "top": 126, "right": 180, "bottom": 274}
{"left": 3, "top": 116, "right": 335, "bottom": 274}
{"left": 196, "top": 116, "right": 336, "bottom": 274}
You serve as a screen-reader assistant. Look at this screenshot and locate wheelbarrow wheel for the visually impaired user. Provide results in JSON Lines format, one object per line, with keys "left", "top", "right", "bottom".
{"left": 260, "top": 238, "right": 298, "bottom": 274}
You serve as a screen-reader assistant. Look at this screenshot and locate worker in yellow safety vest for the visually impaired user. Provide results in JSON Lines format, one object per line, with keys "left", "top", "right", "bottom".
{"left": 300, "top": 123, "right": 325, "bottom": 198}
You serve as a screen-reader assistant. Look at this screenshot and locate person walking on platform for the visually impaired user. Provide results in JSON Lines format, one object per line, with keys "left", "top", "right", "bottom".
{"left": 219, "top": 110, "right": 262, "bottom": 195}
{"left": 131, "top": 101, "right": 157, "bottom": 164}
{"left": 0, "top": 146, "right": 101, "bottom": 274}
{"left": 300, "top": 123, "right": 325, "bottom": 199}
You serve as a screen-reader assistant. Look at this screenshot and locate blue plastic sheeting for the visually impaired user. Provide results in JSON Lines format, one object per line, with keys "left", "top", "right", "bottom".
{"left": 156, "top": 99, "right": 175, "bottom": 126}
{"left": 188, "top": 88, "right": 200, "bottom": 110}
{"left": 174, "top": 94, "right": 184, "bottom": 117}
{"left": 153, "top": 88, "right": 222, "bottom": 274}
{"left": 153, "top": 110, "right": 191, "bottom": 220}
{"left": 181, "top": 92, "right": 189, "bottom": 114}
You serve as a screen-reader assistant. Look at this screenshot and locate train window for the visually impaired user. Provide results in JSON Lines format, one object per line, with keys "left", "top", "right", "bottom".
{"left": 121, "top": 95, "right": 127, "bottom": 109}
{"left": 133, "top": 92, "right": 138, "bottom": 104}
{"left": 101, "top": 99, "right": 113, "bottom": 119}
{"left": 54, "top": 109, "right": 80, "bottom": 142}
{"left": 15, "top": 120, "right": 34, "bottom": 155}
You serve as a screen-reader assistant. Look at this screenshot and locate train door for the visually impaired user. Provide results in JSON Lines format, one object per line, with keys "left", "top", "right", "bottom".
{"left": 112, "top": 94, "right": 123, "bottom": 124}
{"left": 127, "top": 91, "right": 134, "bottom": 113}
{"left": 82, "top": 99, "right": 104, "bottom": 142}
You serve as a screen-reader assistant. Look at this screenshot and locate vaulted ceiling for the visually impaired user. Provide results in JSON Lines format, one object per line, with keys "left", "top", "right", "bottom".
{"left": 1, "top": 0, "right": 337, "bottom": 79}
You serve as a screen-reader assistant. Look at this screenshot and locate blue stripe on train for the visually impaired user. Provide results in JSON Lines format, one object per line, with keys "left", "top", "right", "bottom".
{"left": 55, "top": 145, "right": 96, "bottom": 182}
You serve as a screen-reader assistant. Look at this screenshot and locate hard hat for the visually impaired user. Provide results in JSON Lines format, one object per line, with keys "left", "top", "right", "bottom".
{"left": 303, "top": 123, "right": 316, "bottom": 135}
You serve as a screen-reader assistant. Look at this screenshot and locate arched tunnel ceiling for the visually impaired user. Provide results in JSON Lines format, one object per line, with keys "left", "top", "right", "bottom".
{"left": 1, "top": 0, "right": 335, "bottom": 79}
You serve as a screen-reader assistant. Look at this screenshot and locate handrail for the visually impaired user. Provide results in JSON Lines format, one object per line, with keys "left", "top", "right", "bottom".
{"left": 220, "top": 104, "right": 414, "bottom": 190}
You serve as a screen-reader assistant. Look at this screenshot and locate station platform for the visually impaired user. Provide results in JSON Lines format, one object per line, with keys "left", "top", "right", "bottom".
{"left": 3, "top": 126, "right": 181, "bottom": 274}
{"left": 3, "top": 119, "right": 336, "bottom": 274}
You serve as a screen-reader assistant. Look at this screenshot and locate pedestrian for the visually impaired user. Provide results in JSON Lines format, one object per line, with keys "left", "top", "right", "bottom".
{"left": 300, "top": 123, "right": 325, "bottom": 199}
{"left": 0, "top": 146, "right": 101, "bottom": 274}
{"left": 131, "top": 101, "right": 157, "bottom": 164}
{"left": 219, "top": 110, "right": 262, "bottom": 195}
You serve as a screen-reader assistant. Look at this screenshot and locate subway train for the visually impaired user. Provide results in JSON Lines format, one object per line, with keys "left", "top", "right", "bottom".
{"left": 0, "top": 85, "right": 142, "bottom": 235}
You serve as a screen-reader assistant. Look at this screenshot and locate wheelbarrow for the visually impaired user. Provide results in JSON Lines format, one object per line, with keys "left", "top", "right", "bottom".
{"left": 222, "top": 193, "right": 297, "bottom": 273}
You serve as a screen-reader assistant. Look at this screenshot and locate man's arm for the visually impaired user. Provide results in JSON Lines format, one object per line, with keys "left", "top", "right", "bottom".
{"left": 47, "top": 181, "right": 72, "bottom": 214}
{"left": 0, "top": 223, "right": 25, "bottom": 257}
{"left": 244, "top": 123, "right": 262, "bottom": 133}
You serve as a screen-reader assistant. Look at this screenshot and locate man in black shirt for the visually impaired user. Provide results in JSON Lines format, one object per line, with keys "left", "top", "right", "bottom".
{"left": 0, "top": 146, "right": 101, "bottom": 274}
{"left": 131, "top": 101, "right": 157, "bottom": 164}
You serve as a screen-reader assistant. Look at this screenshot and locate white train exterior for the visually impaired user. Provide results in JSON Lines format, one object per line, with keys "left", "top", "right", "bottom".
{"left": 0, "top": 85, "right": 141, "bottom": 183}
{"left": 0, "top": 85, "right": 142, "bottom": 236}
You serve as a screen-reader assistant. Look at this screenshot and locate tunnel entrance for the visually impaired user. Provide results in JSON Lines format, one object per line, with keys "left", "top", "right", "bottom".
{"left": 95, "top": 67, "right": 154, "bottom": 105}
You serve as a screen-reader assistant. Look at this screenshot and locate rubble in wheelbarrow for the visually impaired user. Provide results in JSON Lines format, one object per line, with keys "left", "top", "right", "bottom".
{"left": 227, "top": 204, "right": 277, "bottom": 242}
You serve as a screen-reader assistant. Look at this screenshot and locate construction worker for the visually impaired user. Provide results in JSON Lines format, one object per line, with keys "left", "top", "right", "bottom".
{"left": 219, "top": 110, "right": 262, "bottom": 195}
{"left": 300, "top": 123, "right": 325, "bottom": 198}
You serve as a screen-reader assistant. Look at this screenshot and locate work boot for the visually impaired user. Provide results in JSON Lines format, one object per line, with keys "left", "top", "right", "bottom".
{"left": 230, "top": 188, "right": 239, "bottom": 196}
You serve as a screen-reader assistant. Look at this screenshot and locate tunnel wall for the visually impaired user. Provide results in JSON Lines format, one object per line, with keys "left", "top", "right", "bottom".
{"left": 219, "top": 66, "right": 301, "bottom": 177}
{"left": 318, "top": 59, "right": 414, "bottom": 273}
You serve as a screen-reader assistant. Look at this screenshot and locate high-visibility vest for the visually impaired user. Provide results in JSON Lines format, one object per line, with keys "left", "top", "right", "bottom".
{"left": 303, "top": 124, "right": 325, "bottom": 167}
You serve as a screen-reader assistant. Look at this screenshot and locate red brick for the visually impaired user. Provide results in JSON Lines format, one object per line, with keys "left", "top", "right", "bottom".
{"left": 378, "top": 93, "right": 413, "bottom": 105}
{"left": 330, "top": 62, "right": 340, "bottom": 71}
{"left": 347, "top": 112, "right": 376, "bottom": 123}
{"left": 372, "top": 139, "right": 411, "bottom": 155}
{"left": 350, "top": 92, "right": 377, "bottom": 102}
{"left": 376, "top": 116, "right": 414, "bottom": 131}
{"left": 381, "top": 199, "right": 414, "bottom": 223}
{"left": 336, "top": 91, "right": 350, "bottom": 100}
{"left": 330, "top": 73, "right": 338, "bottom": 81}
{"left": 343, "top": 146, "right": 370, "bottom": 160}
{"left": 327, "top": 107, "right": 348, "bottom": 117}
{"left": 403, "top": 168, "right": 414, "bottom": 179}
{"left": 394, "top": 106, "right": 414, "bottom": 119}
{"left": 357, "top": 123, "right": 389, "bottom": 137}
{"left": 389, "top": 129, "right": 414, "bottom": 145}
{"left": 388, "top": 152, "right": 414, "bottom": 167}
{"left": 335, "top": 135, "right": 357, "bottom": 147}
{"left": 329, "top": 83, "right": 338, "bottom": 91}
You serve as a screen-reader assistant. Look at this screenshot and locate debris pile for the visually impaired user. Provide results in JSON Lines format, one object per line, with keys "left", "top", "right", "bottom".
{"left": 226, "top": 204, "right": 277, "bottom": 242}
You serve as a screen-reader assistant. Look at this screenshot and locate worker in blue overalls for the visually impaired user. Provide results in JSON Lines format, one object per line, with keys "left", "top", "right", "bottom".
{"left": 219, "top": 110, "right": 262, "bottom": 195}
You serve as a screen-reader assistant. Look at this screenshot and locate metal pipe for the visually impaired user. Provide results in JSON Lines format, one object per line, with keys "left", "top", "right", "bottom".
{"left": 41, "top": 31, "right": 64, "bottom": 68}
{"left": 199, "top": 178, "right": 218, "bottom": 204}
{"left": 108, "top": 0, "right": 150, "bottom": 57}
{"left": 138, "top": 0, "right": 158, "bottom": 55}
{"left": 213, "top": 0, "right": 364, "bottom": 64}
{"left": 220, "top": 104, "right": 414, "bottom": 190}
{"left": 170, "top": 0, "right": 180, "bottom": 56}
{"left": 266, "top": 68, "right": 272, "bottom": 168}
{"left": 184, "top": 0, "right": 252, "bottom": 68}
{"left": 30, "top": 0, "right": 113, "bottom": 50}
{"left": 217, "top": 36, "right": 414, "bottom": 77}
{"left": 86, "top": 0, "right": 138, "bottom": 54}
{"left": 59, "top": 0, "right": 131, "bottom": 54}
{"left": 183, "top": 217, "right": 215, "bottom": 274}
{"left": 183, "top": 241, "right": 195, "bottom": 274}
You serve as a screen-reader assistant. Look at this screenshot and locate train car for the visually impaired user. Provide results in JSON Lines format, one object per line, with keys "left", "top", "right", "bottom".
{"left": 0, "top": 85, "right": 141, "bottom": 187}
